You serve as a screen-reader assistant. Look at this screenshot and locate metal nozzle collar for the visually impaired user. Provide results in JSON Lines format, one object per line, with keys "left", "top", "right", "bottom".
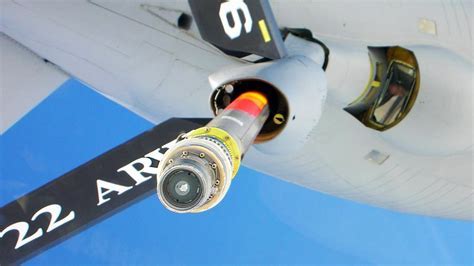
{"left": 157, "top": 135, "right": 234, "bottom": 213}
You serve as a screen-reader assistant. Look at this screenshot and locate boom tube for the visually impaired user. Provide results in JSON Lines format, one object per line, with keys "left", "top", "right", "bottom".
{"left": 156, "top": 92, "right": 269, "bottom": 213}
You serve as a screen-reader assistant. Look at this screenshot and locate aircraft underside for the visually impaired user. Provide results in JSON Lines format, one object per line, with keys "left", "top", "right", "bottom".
{"left": 1, "top": 2, "right": 472, "bottom": 258}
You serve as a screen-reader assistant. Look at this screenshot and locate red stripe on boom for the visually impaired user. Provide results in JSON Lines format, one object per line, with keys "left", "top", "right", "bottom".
{"left": 226, "top": 98, "right": 262, "bottom": 117}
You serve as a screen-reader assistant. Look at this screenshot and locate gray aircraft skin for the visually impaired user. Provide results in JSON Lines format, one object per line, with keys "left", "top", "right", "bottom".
{"left": 1, "top": 0, "right": 472, "bottom": 220}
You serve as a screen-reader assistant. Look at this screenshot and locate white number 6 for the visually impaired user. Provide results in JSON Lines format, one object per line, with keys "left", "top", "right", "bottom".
{"left": 219, "top": 0, "right": 253, "bottom": 39}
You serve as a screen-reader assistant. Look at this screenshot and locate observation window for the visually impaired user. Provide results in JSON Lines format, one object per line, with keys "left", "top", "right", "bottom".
{"left": 344, "top": 46, "right": 420, "bottom": 131}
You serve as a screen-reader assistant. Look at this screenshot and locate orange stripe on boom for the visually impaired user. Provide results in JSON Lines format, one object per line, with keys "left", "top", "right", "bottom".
{"left": 226, "top": 91, "right": 268, "bottom": 117}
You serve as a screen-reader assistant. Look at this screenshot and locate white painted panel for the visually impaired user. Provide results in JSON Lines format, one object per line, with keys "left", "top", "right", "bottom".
{"left": 0, "top": 33, "right": 68, "bottom": 133}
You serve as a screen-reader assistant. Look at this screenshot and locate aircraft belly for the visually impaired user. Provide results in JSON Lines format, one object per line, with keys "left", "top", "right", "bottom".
{"left": 1, "top": 0, "right": 239, "bottom": 123}
{"left": 246, "top": 101, "right": 473, "bottom": 220}
{"left": 271, "top": 0, "right": 472, "bottom": 62}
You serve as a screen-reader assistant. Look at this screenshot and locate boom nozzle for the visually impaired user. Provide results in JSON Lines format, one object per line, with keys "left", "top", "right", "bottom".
{"left": 157, "top": 92, "right": 269, "bottom": 213}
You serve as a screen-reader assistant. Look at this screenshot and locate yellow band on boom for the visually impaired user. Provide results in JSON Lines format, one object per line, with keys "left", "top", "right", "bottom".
{"left": 187, "top": 127, "right": 241, "bottom": 177}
